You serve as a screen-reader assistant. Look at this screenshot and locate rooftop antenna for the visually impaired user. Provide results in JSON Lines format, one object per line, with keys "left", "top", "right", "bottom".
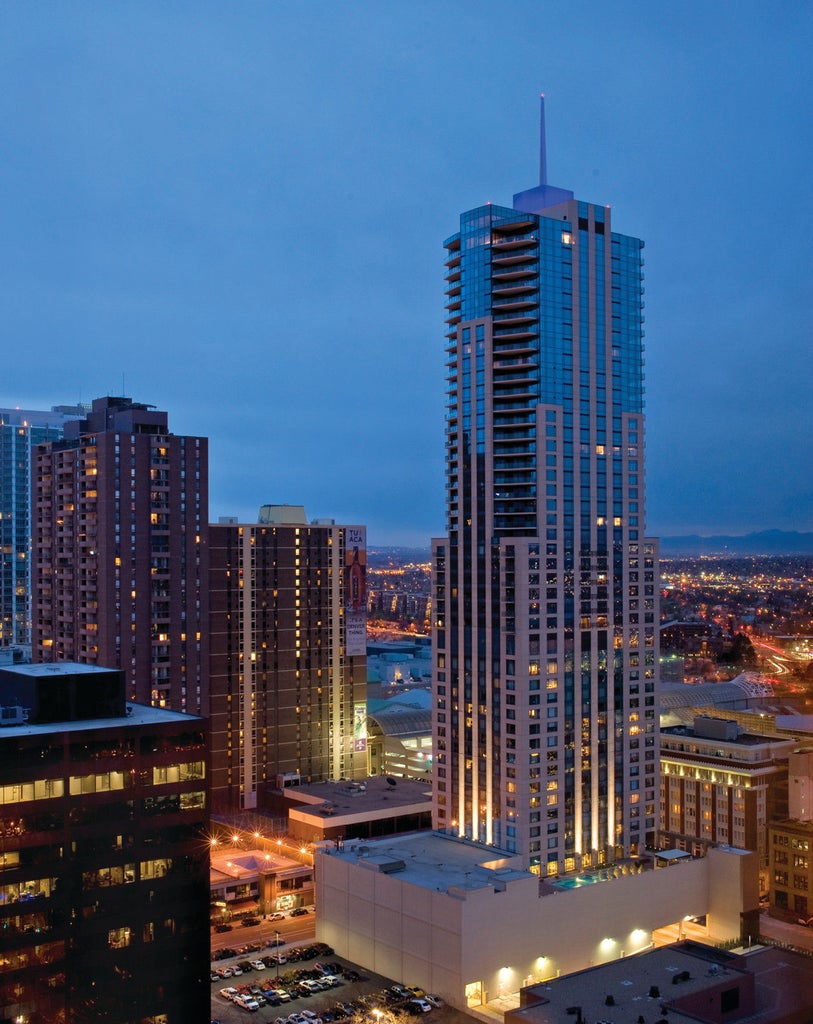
{"left": 539, "top": 93, "right": 547, "bottom": 186}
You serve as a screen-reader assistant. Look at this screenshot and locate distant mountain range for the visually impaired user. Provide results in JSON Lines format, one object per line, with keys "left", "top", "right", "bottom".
{"left": 659, "top": 530, "right": 813, "bottom": 556}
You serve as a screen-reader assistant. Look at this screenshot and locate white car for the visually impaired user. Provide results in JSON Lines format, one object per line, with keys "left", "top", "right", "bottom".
{"left": 234, "top": 994, "right": 260, "bottom": 1011}
{"left": 409, "top": 999, "right": 432, "bottom": 1013}
{"left": 425, "top": 995, "right": 444, "bottom": 1008}
{"left": 251, "top": 960, "right": 267, "bottom": 971}
{"left": 220, "top": 987, "right": 239, "bottom": 1001}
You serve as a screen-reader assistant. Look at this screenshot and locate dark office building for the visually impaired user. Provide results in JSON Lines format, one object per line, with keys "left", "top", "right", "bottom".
{"left": 0, "top": 662, "right": 210, "bottom": 1023}
{"left": 32, "top": 396, "right": 209, "bottom": 714}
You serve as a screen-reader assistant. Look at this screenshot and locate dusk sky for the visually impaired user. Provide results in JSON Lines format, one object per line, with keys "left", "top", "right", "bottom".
{"left": 3, "top": 2, "right": 811, "bottom": 546}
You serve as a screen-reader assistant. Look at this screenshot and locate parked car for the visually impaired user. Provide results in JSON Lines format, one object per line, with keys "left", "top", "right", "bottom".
{"left": 269, "top": 912, "right": 286, "bottom": 921}
{"left": 215, "top": 923, "right": 233, "bottom": 932}
{"left": 266, "top": 988, "right": 291, "bottom": 1002}
{"left": 289, "top": 907, "right": 309, "bottom": 917}
{"left": 425, "top": 995, "right": 444, "bottom": 1008}
{"left": 234, "top": 993, "right": 260, "bottom": 1011}
{"left": 407, "top": 1000, "right": 432, "bottom": 1015}
{"left": 251, "top": 960, "right": 267, "bottom": 971}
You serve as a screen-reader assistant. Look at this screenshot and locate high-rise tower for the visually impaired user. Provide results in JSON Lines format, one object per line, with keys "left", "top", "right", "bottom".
{"left": 0, "top": 404, "right": 85, "bottom": 648}
{"left": 208, "top": 506, "right": 368, "bottom": 812}
{"left": 32, "top": 397, "right": 209, "bottom": 715}
{"left": 432, "top": 99, "right": 659, "bottom": 875}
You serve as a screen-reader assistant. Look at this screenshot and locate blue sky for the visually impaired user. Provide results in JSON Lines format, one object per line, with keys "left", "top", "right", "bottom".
{"left": 3, "top": 2, "right": 811, "bottom": 545}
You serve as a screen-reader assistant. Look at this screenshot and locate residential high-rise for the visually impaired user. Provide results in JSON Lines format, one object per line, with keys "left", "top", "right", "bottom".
{"left": 432, "top": 100, "right": 659, "bottom": 875}
{"left": 32, "top": 396, "right": 208, "bottom": 714}
{"left": 208, "top": 506, "right": 368, "bottom": 813}
{"left": 0, "top": 404, "right": 85, "bottom": 648}
{"left": 0, "top": 662, "right": 210, "bottom": 1023}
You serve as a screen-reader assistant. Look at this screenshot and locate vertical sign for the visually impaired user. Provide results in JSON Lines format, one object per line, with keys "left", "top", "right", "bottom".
{"left": 345, "top": 526, "right": 366, "bottom": 657}
{"left": 353, "top": 701, "right": 368, "bottom": 752}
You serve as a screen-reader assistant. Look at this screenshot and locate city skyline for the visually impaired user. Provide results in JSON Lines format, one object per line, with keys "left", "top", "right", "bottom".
{"left": 2, "top": 3, "right": 811, "bottom": 545}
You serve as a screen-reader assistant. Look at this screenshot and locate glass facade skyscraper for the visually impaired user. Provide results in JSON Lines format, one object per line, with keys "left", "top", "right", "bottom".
{"left": 432, "top": 103, "right": 659, "bottom": 875}
{"left": 0, "top": 405, "right": 85, "bottom": 648}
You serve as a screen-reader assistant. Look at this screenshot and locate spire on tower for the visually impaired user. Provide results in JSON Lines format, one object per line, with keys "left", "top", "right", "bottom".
{"left": 539, "top": 93, "right": 547, "bottom": 186}
{"left": 513, "top": 94, "right": 574, "bottom": 215}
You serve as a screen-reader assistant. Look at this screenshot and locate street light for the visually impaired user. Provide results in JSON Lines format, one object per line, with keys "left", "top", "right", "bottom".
{"left": 275, "top": 930, "right": 281, "bottom": 981}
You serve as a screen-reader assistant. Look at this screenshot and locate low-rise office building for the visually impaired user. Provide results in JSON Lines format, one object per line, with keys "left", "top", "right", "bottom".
{"left": 768, "top": 817, "right": 813, "bottom": 921}
{"left": 273, "top": 775, "right": 432, "bottom": 843}
{"left": 659, "top": 716, "right": 794, "bottom": 891}
{"left": 210, "top": 844, "right": 313, "bottom": 919}
{"left": 506, "top": 941, "right": 813, "bottom": 1024}
{"left": 315, "top": 831, "right": 758, "bottom": 1013}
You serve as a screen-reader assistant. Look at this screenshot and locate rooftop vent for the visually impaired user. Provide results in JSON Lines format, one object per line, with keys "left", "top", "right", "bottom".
{"left": 0, "top": 705, "right": 29, "bottom": 727}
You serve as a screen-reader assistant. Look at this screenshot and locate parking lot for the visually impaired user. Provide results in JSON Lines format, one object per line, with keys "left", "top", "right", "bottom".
{"left": 210, "top": 936, "right": 468, "bottom": 1024}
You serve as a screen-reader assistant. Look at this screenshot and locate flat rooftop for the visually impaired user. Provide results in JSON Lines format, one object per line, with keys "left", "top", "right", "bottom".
{"left": 0, "top": 702, "right": 201, "bottom": 737}
{"left": 0, "top": 661, "right": 202, "bottom": 734}
{"left": 661, "top": 724, "right": 772, "bottom": 747}
{"left": 320, "top": 831, "right": 531, "bottom": 894}
{"left": 6, "top": 662, "right": 114, "bottom": 678}
{"left": 210, "top": 847, "right": 305, "bottom": 885}
{"left": 509, "top": 943, "right": 813, "bottom": 1024}
{"left": 289, "top": 775, "right": 432, "bottom": 818}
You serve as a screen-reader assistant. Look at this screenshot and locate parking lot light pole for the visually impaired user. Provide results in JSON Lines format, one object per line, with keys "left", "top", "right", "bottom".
{"left": 275, "top": 930, "right": 280, "bottom": 981}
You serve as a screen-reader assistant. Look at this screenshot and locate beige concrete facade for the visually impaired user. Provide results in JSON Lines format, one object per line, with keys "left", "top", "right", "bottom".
{"left": 315, "top": 832, "right": 758, "bottom": 1013}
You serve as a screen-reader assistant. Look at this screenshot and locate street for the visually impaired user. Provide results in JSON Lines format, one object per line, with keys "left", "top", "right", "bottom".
{"left": 211, "top": 913, "right": 317, "bottom": 958}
